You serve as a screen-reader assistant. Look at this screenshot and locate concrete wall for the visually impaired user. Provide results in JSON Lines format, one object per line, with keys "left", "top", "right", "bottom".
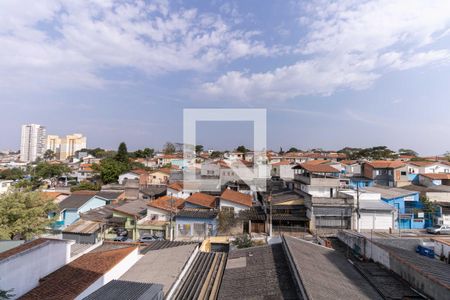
{"left": 0, "top": 240, "right": 71, "bottom": 299}
{"left": 75, "top": 247, "right": 140, "bottom": 300}
{"left": 219, "top": 199, "right": 249, "bottom": 213}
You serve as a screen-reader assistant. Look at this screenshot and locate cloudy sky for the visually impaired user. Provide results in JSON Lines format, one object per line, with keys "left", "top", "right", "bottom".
{"left": 1, "top": 0, "right": 450, "bottom": 155}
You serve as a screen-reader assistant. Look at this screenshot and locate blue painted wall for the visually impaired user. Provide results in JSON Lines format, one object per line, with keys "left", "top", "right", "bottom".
{"left": 349, "top": 179, "right": 374, "bottom": 188}
{"left": 60, "top": 196, "right": 108, "bottom": 227}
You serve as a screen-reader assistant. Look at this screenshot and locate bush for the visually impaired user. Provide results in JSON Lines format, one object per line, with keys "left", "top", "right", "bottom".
{"left": 233, "top": 234, "right": 253, "bottom": 249}
{"left": 71, "top": 182, "right": 101, "bottom": 192}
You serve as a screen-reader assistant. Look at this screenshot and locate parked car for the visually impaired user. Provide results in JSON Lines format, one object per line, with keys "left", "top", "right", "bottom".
{"left": 113, "top": 236, "right": 129, "bottom": 242}
{"left": 426, "top": 224, "right": 450, "bottom": 235}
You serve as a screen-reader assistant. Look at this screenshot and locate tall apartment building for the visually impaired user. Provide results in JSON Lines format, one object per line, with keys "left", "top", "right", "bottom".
{"left": 20, "top": 124, "right": 47, "bottom": 162}
{"left": 46, "top": 134, "right": 87, "bottom": 160}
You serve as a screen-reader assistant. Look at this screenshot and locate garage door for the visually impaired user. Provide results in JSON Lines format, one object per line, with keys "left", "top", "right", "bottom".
{"left": 360, "top": 214, "right": 392, "bottom": 230}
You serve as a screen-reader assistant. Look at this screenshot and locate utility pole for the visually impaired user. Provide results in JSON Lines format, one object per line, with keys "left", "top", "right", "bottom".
{"left": 169, "top": 195, "right": 174, "bottom": 241}
{"left": 268, "top": 190, "right": 273, "bottom": 237}
{"left": 356, "top": 184, "right": 360, "bottom": 233}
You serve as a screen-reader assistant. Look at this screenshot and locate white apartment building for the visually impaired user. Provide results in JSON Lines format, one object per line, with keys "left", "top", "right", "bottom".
{"left": 20, "top": 124, "right": 47, "bottom": 162}
{"left": 46, "top": 133, "right": 87, "bottom": 160}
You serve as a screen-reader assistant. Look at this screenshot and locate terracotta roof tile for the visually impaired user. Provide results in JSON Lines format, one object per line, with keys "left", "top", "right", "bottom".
{"left": 293, "top": 163, "right": 339, "bottom": 173}
{"left": 185, "top": 193, "right": 217, "bottom": 208}
{"left": 420, "top": 173, "right": 450, "bottom": 180}
{"left": 220, "top": 189, "right": 252, "bottom": 207}
{"left": 167, "top": 182, "right": 183, "bottom": 192}
{"left": 20, "top": 246, "right": 137, "bottom": 300}
{"left": 148, "top": 195, "right": 185, "bottom": 212}
{"left": 365, "top": 160, "right": 405, "bottom": 169}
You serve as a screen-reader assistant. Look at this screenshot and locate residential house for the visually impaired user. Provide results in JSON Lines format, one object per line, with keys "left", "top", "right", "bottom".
{"left": 55, "top": 191, "right": 110, "bottom": 228}
{"left": 362, "top": 186, "right": 428, "bottom": 229}
{"left": 362, "top": 161, "right": 409, "bottom": 187}
{"left": 0, "top": 238, "right": 73, "bottom": 299}
{"left": 149, "top": 168, "right": 171, "bottom": 185}
{"left": 406, "top": 161, "right": 450, "bottom": 183}
{"left": 270, "top": 161, "right": 295, "bottom": 180}
{"left": 184, "top": 192, "right": 217, "bottom": 209}
{"left": 339, "top": 189, "right": 395, "bottom": 231}
{"left": 219, "top": 188, "right": 252, "bottom": 213}
{"left": 174, "top": 209, "right": 218, "bottom": 241}
{"left": 0, "top": 180, "right": 13, "bottom": 194}
{"left": 167, "top": 182, "right": 191, "bottom": 199}
{"left": 340, "top": 160, "right": 362, "bottom": 176}
{"left": 112, "top": 199, "right": 149, "bottom": 240}
{"left": 433, "top": 202, "right": 450, "bottom": 226}
{"left": 418, "top": 173, "right": 450, "bottom": 187}
{"left": 75, "top": 163, "right": 96, "bottom": 182}
{"left": 143, "top": 195, "right": 185, "bottom": 238}
{"left": 118, "top": 169, "right": 149, "bottom": 185}
{"left": 293, "top": 163, "right": 353, "bottom": 233}
{"left": 155, "top": 154, "right": 184, "bottom": 168}
{"left": 20, "top": 245, "right": 140, "bottom": 300}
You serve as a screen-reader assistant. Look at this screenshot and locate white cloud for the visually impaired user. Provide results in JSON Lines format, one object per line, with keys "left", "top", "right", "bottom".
{"left": 0, "top": 0, "right": 273, "bottom": 91}
{"left": 201, "top": 0, "right": 450, "bottom": 101}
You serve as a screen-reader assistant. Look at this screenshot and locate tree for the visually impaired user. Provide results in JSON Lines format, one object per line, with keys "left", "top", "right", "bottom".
{"left": 210, "top": 151, "right": 222, "bottom": 159}
{"left": 0, "top": 168, "right": 24, "bottom": 180}
{"left": 279, "top": 147, "right": 284, "bottom": 155}
{"left": 398, "top": 148, "right": 418, "bottom": 157}
{"left": 0, "top": 189, "right": 57, "bottom": 240}
{"left": 287, "top": 147, "right": 299, "bottom": 153}
{"left": 92, "top": 158, "right": 129, "bottom": 184}
{"left": 420, "top": 195, "right": 435, "bottom": 213}
{"left": 116, "top": 142, "right": 129, "bottom": 163}
{"left": 195, "top": 145, "right": 204, "bottom": 154}
{"left": 163, "top": 142, "right": 176, "bottom": 155}
{"left": 236, "top": 145, "right": 249, "bottom": 153}
{"left": 34, "top": 162, "right": 70, "bottom": 179}
{"left": 70, "top": 182, "right": 101, "bottom": 192}
{"left": 43, "top": 149, "right": 56, "bottom": 161}
{"left": 142, "top": 148, "right": 154, "bottom": 158}
{"left": 0, "top": 289, "right": 15, "bottom": 300}
{"left": 218, "top": 210, "right": 236, "bottom": 233}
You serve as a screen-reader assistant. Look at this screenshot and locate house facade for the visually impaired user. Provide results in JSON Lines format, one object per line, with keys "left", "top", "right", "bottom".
{"left": 362, "top": 161, "right": 409, "bottom": 187}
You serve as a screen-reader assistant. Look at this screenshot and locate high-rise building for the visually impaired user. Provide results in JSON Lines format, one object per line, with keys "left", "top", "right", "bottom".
{"left": 46, "top": 133, "right": 87, "bottom": 160}
{"left": 20, "top": 124, "right": 47, "bottom": 162}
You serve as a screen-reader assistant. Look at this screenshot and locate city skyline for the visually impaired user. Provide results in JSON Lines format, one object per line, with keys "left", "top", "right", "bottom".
{"left": 1, "top": 1, "right": 450, "bottom": 154}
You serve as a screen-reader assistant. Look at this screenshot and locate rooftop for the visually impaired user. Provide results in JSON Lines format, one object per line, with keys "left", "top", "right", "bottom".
{"left": 176, "top": 208, "right": 218, "bottom": 219}
{"left": 218, "top": 243, "right": 298, "bottom": 300}
{"left": 420, "top": 173, "right": 450, "bottom": 180}
{"left": 148, "top": 195, "right": 185, "bottom": 212}
{"left": 20, "top": 246, "right": 137, "bottom": 300}
{"left": 365, "top": 160, "right": 405, "bottom": 169}
{"left": 62, "top": 219, "right": 100, "bottom": 234}
{"left": 96, "top": 191, "right": 124, "bottom": 200}
{"left": 0, "top": 238, "right": 67, "bottom": 262}
{"left": 362, "top": 186, "right": 418, "bottom": 199}
{"left": 220, "top": 189, "right": 252, "bottom": 207}
{"left": 283, "top": 236, "right": 382, "bottom": 299}
{"left": 58, "top": 191, "right": 98, "bottom": 210}
{"left": 113, "top": 199, "right": 148, "bottom": 217}
{"left": 185, "top": 192, "right": 217, "bottom": 208}
{"left": 83, "top": 280, "right": 163, "bottom": 300}
{"left": 293, "top": 163, "right": 339, "bottom": 173}
{"left": 120, "top": 243, "right": 196, "bottom": 293}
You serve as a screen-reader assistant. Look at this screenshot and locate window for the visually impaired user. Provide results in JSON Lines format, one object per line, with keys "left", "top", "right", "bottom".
{"left": 221, "top": 206, "right": 235, "bottom": 213}
{"left": 401, "top": 171, "right": 407, "bottom": 176}
{"left": 193, "top": 223, "right": 205, "bottom": 235}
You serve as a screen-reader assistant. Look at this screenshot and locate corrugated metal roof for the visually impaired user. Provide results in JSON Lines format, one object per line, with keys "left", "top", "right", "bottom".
{"left": 83, "top": 280, "right": 163, "bottom": 300}
{"left": 62, "top": 219, "right": 100, "bottom": 234}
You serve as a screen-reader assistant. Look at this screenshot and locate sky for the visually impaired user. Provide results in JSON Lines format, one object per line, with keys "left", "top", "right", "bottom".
{"left": 1, "top": 0, "right": 450, "bottom": 155}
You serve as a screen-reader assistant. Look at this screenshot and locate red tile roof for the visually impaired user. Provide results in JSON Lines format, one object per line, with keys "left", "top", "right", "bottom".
{"left": 150, "top": 168, "right": 171, "bottom": 175}
{"left": 20, "top": 247, "right": 137, "bottom": 300}
{"left": 340, "top": 160, "right": 358, "bottom": 166}
{"left": 408, "top": 161, "right": 435, "bottom": 167}
{"left": 148, "top": 195, "right": 185, "bottom": 212}
{"left": 294, "top": 163, "right": 339, "bottom": 173}
{"left": 185, "top": 193, "right": 217, "bottom": 208}
{"left": 220, "top": 189, "right": 252, "bottom": 207}
{"left": 365, "top": 161, "right": 405, "bottom": 169}
{"left": 168, "top": 181, "right": 183, "bottom": 192}
{"left": 421, "top": 173, "right": 450, "bottom": 180}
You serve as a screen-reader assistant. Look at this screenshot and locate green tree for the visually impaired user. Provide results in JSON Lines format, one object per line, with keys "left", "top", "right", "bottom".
{"left": 163, "top": 142, "right": 176, "bottom": 155}
{"left": 70, "top": 182, "right": 101, "bottom": 192}
{"left": 0, "top": 168, "right": 24, "bottom": 180}
{"left": 0, "top": 189, "right": 57, "bottom": 240}
{"left": 92, "top": 158, "right": 129, "bottom": 184}
{"left": 142, "top": 148, "right": 154, "bottom": 158}
{"left": 398, "top": 148, "right": 418, "bottom": 157}
{"left": 34, "top": 162, "right": 70, "bottom": 179}
{"left": 210, "top": 151, "right": 222, "bottom": 159}
{"left": 195, "top": 145, "right": 204, "bottom": 154}
{"left": 420, "top": 195, "right": 435, "bottom": 213}
{"left": 43, "top": 149, "right": 56, "bottom": 161}
{"left": 236, "top": 145, "right": 249, "bottom": 153}
{"left": 116, "top": 142, "right": 129, "bottom": 163}
{"left": 287, "top": 147, "right": 299, "bottom": 153}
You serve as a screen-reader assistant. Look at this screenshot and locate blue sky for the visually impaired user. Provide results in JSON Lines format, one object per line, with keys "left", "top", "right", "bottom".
{"left": 1, "top": 0, "right": 450, "bottom": 155}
